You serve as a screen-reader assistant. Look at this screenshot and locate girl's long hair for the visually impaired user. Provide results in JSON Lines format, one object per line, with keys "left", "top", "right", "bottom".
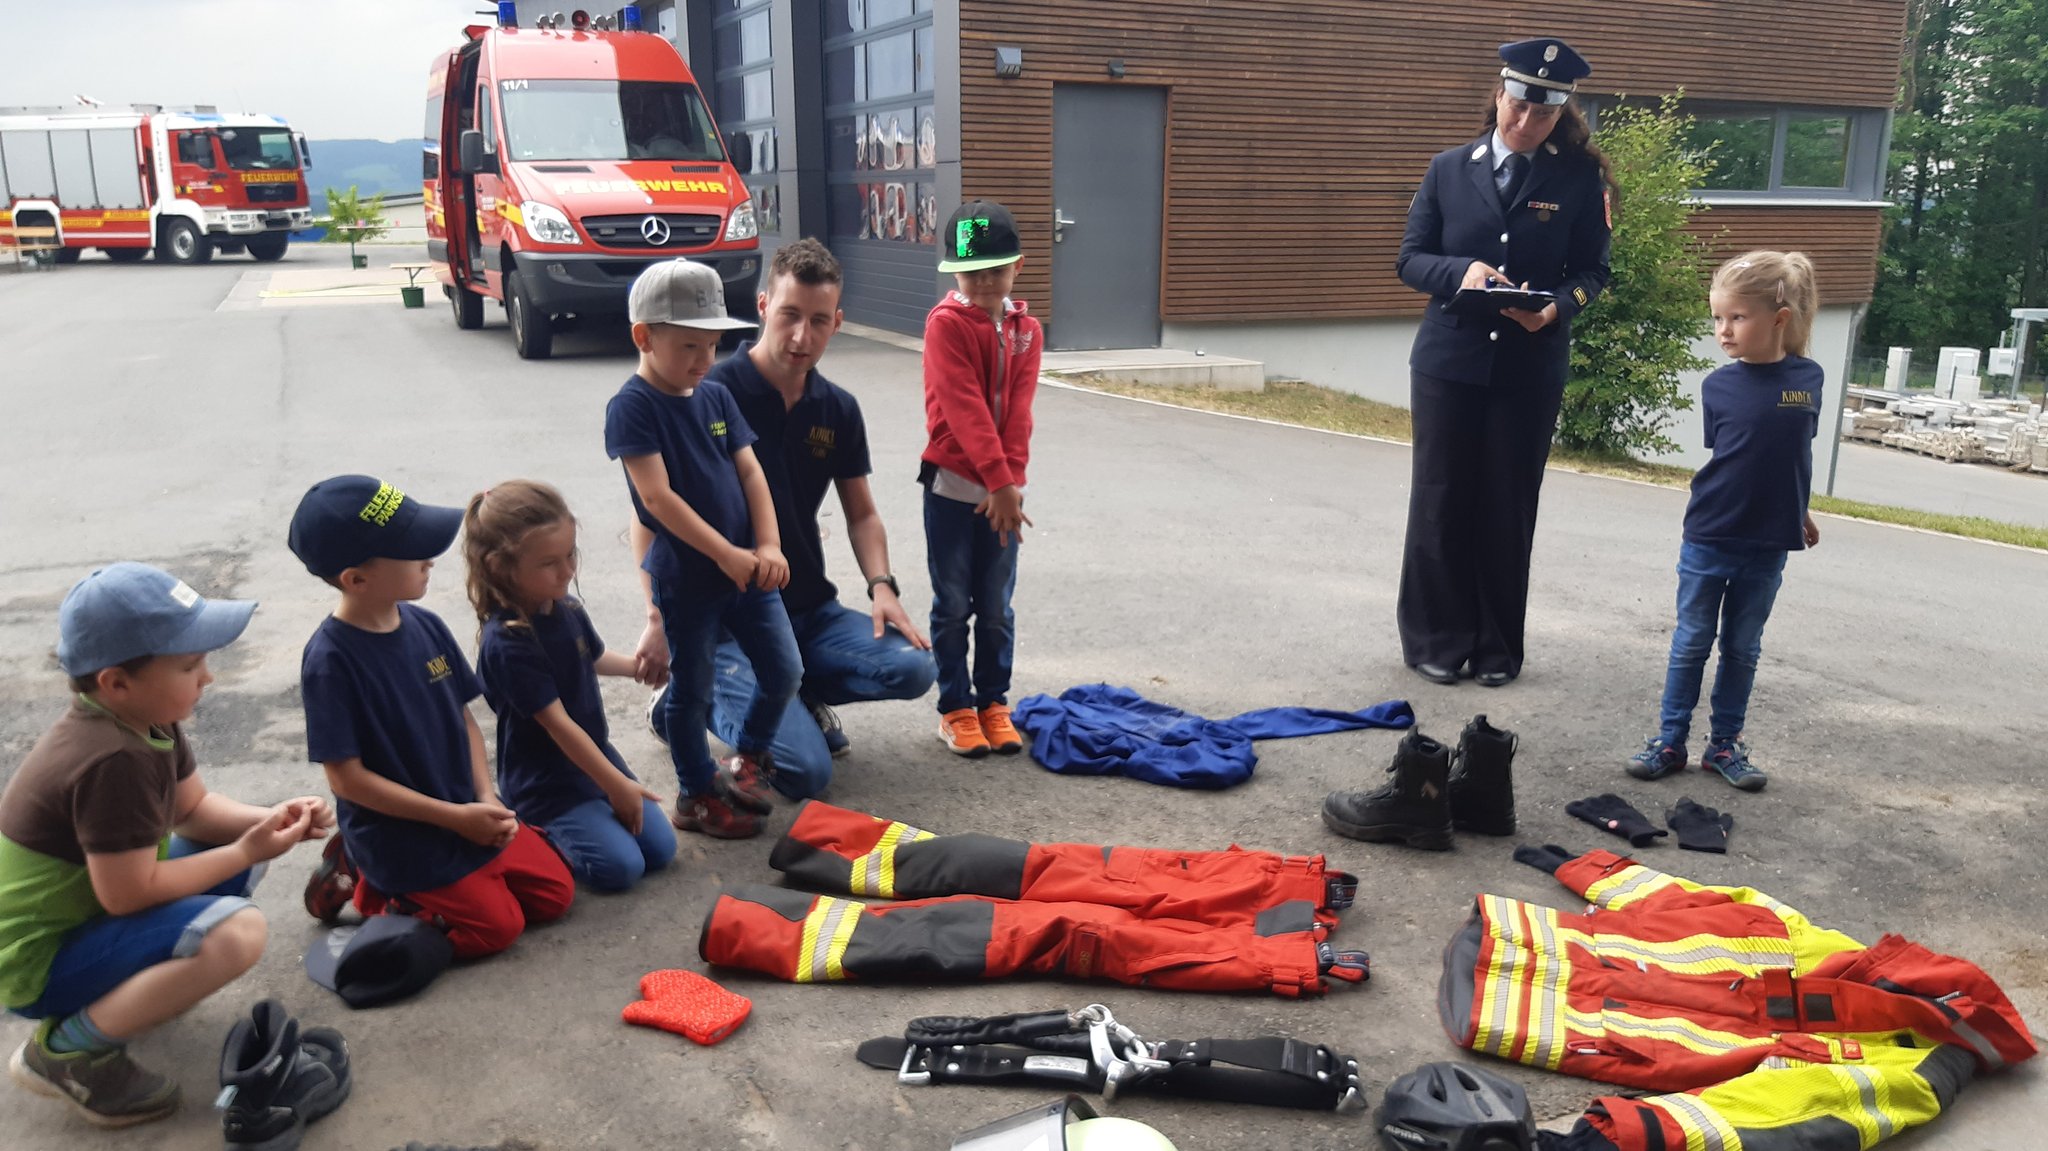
{"left": 462, "top": 479, "right": 575, "bottom": 631}
{"left": 1711, "top": 250, "right": 1820, "bottom": 358}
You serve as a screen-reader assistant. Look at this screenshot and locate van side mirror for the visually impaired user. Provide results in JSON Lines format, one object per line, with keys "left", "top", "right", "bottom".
{"left": 725, "top": 131, "right": 753, "bottom": 174}
{"left": 296, "top": 133, "right": 312, "bottom": 169}
{"left": 459, "top": 130, "right": 498, "bottom": 175}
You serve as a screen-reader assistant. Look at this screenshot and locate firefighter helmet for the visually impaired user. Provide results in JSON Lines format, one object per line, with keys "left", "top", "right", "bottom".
{"left": 1376, "top": 1062, "right": 1537, "bottom": 1151}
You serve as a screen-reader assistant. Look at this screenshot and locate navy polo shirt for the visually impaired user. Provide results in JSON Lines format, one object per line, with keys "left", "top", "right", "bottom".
{"left": 603, "top": 374, "right": 758, "bottom": 593}
{"left": 708, "top": 342, "right": 873, "bottom": 616}
{"left": 301, "top": 604, "right": 500, "bottom": 897}
{"left": 478, "top": 601, "right": 634, "bottom": 827}
{"left": 1684, "top": 355, "right": 1825, "bottom": 552}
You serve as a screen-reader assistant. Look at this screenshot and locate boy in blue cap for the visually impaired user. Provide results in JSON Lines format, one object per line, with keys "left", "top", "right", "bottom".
{"left": 290, "top": 475, "right": 574, "bottom": 960}
{"left": 1, "top": 563, "right": 330, "bottom": 1127}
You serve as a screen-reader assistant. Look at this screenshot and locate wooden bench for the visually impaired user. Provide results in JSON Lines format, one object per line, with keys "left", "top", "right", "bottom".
{"left": 0, "top": 225, "right": 62, "bottom": 271}
{"left": 389, "top": 261, "right": 432, "bottom": 287}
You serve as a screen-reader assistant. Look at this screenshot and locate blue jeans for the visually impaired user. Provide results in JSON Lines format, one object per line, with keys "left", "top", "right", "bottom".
{"left": 14, "top": 837, "right": 260, "bottom": 1020}
{"left": 924, "top": 488, "right": 1020, "bottom": 714}
{"left": 710, "top": 601, "right": 937, "bottom": 797}
{"left": 652, "top": 582, "right": 801, "bottom": 795}
{"left": 542, "top": 797, "right": 677, "bottom": 893}
{"left": 1657, "top": 541, "right": 1788, "bottom": 749}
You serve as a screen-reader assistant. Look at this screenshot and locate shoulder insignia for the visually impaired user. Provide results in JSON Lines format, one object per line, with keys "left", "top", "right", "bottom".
{"left": 1471, "top": 145, "right": 1488, "bottom": 161}
{"left": 1544, "top": 142, "right": 1559, "bottom": 155}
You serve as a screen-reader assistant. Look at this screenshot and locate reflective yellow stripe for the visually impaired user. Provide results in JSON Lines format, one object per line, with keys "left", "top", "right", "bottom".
{"left": 1568, "top": 1007, "right": 1777, "bottom": 1059}
{"left": 1555, "top": 926, "right": 1797, "bottom": 975}
{"left": 1650, "top": 1092, "right": 1738, "bottom": 1151}
{"left": 795, "top": 896, "right": 864, "bottom": 983}
{"left": 1532, "top": 905, "right": 1571, "bottom": 1069}
{"left": 1475, "top": 895, "right": 1519, "bottom": 1058}
{"left": 1582, "top": 863, "right": 1673, "bottom": 910}
{"left": 846, "top": 821, "right": 933, "bottom": 898}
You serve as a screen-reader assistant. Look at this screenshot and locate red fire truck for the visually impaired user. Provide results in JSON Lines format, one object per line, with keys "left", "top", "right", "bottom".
{"left": 0, "top": 105, "right": 313, "bottom": 264}
{"left": 425, "top": 3, "right": 760, "bottom": 359}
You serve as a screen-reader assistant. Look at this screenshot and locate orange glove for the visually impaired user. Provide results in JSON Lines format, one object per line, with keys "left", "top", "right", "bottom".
{"left": 621, "top": 969, "right": 751, "bottom": 1045}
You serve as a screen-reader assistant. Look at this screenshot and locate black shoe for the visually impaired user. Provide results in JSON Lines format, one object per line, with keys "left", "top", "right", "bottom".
{"left": 1411, "top": 662, "right": 1461, "bottom": 686}
{"left": 1449, "top": 714, "right": 1518, "bottom": 836}
{"left": 1473, "top": 671, "right": 1515, "bottom": 688}
{"left": 1321, "top": 731, "right": 1454, "bottom": 850}
{"left": 220, "top": 1000, "right": 350, "bottom": 1150}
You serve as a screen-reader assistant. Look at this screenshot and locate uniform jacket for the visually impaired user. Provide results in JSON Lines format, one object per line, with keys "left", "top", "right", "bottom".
{"left": 1442, "top": 849, "right": 2035, "bottom": 1151}
{"left": 921, "top": 291, "right": 1041, "bottom": 492}
{"left": 1397, "top": 135, "right": 1611, "bottom": 388}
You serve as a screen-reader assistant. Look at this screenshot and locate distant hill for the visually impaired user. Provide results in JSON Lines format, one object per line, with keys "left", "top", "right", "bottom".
{"left": 306, "top": 139, "right": 423, "bottom": 201}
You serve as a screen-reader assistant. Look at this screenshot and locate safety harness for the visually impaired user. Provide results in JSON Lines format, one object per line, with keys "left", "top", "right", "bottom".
{"left": 856, "top": 1004, "right": 1367, "bottom": 1113}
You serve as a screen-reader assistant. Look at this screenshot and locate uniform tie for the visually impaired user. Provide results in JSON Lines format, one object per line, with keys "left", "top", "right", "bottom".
{"left": 1497, "top": 152, "right": 1527, "bottom": 208}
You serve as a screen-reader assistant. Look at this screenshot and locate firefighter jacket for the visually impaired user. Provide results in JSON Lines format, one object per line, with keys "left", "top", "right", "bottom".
{"left": 1441, "top": 849, "right": 2035, "bottom": 1151}
{"left": 698, "top": 800, "right": 1365, "bottom": 997}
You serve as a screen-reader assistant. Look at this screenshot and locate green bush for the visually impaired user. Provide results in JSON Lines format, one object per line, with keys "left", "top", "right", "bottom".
{"left": 320, "top": 186, "right": 389, "bottom": 261}
{"left": 1562, "top": 94, "right": 1715, "bottom": 457}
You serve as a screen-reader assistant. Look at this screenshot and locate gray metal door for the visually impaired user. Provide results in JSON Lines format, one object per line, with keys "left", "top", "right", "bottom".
{"left": 1051, "top": 85, "right": 1165, "bottom": 350}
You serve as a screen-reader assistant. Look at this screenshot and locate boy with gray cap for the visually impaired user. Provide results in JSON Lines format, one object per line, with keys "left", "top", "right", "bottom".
{"left": 607, "top": 258, "right": 801, "bottom": 839}
{"left": 0, "top": 563, "right": 330, "bottom": 1128}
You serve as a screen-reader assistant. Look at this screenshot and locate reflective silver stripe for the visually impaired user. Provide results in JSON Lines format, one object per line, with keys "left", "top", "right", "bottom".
{"left": 1948, "top": 1019, "right": 2006, "bottom": 1070}
{"left": 1842, "top": 1065, "right": 1896, "bottom": 1140}
{"left": 1592, "top": 937, "right": 1797, "bottom": 971}
{"left": 1607, "top": 1016, "right": 1755, "bottom": 1053}
{"left": 861, "top": 837, "right": 886, "bottom": 895}
{"left": 1660, "top": 1093, "right": 1728, "bottom": 1151}
{"left": 1589, "top": 867, "right": 1662, "bottom": 908}
{"left": 809, "top": 898, "right": 854, "bottom": 983}
{"left": 1528, "top": 906, "right": 1562, "bottom": 1068}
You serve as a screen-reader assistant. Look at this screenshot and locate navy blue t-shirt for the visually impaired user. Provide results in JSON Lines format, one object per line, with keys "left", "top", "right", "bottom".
{"left": 301, "top": 604, "right": 499, "bottom": 896}
{"left": 477, "top": 600, "right": 634, "bottom": 828}
{"left": 710, "top": 342, "right": 873, "bottom": 616}
{"left": 603, "top": 373, "right": 759, "bottom": 592}
{"left": 1684, "top": 355, "right": 1825, "bottom": 551}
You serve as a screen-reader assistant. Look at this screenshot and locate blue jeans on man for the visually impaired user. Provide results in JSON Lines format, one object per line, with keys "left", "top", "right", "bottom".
{"left": 708, "top": 600, "right": 937, "bottom": 797}
{"left": 924, "top": 488, "right": 1021, "bottom": 715}
{"left": 652, "top": 583, "right": 802, "bottom": 796}
{"left": 1657, "top": 540, "right": 1788, "bottom": 748}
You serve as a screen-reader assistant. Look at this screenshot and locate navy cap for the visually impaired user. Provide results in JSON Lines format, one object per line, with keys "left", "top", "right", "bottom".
{"left": 287, "top": 475, "right": 463, "bottom": 580}
{"left": 1499, "top": 38, "right": 1590, "bottom": 105}
{"left": 938, "top": 200, "right": 1022, "bottom": 273}
{"left": 304, "top": 914, "right": 454, "bottom": 1009}
{"left": 56, "top": 562, "right": 257, "bottom": 677}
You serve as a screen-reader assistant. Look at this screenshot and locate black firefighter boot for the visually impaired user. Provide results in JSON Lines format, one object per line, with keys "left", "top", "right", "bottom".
{"left": 1449, "top": 714, "right": 1519, "bottom": 836}
{"left": 1321, "top": 731, "right": 1454, "bottom": 850}
{"left": 219, "top": 999, "right": 353, "bottom": 1151}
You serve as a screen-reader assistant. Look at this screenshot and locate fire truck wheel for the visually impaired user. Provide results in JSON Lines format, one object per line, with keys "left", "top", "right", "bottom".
{"left": 450, "top": 282, "right": 485, "bottom": 330}
{"left": 247, "top": 234, "right": 289, "bottom": 261}
{"left": 506, "top": 270, "right": 553, "bottom": 360}
{"left": 53, "top": 249, "right": 81, "bottom": 265}
{"left": 159, "top": 219, "right": 213, "bottom": 265}
{"left": 104, "top": 249, "right": 148, "bottom": 264}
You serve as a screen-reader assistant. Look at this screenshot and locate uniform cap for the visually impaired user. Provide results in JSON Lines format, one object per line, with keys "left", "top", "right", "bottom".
{"left": 1498, "top": 38, "right": 1590, "bottom": 105}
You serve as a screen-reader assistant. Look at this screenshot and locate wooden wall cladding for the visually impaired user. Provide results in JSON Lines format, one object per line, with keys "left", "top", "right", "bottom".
{"left": 1687, "top": 205, "right": 1884, "bottom": 305}
{"left": 959, "top": 1, "right": 1902, "bottom": 323}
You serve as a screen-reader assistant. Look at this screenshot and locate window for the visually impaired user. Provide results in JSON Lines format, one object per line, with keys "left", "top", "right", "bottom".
{"left": 1781, "top": 114, "right": 1850, "bottom": 189}
{"left": 709, "top": 0, "right": 778, "bottom": 233}
{"left": 176, "top": 131, "right": 216, "bottom": 167}
{"left": 1685, "top": 114, "right": 1773, "bottom": 191}
{"left": 499, "top": 80, "right": 724, "bottom": 162}
{"left": 1590, "top": 99, "right": 1887, "bottom": 201}
{"left": 823, "top": 0, "right": 935, "bottom": 244}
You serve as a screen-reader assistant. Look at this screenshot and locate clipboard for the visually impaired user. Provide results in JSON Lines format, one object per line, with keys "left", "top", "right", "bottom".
{"left": 1445, "top": 287, "right": 1556, "bottom": 317}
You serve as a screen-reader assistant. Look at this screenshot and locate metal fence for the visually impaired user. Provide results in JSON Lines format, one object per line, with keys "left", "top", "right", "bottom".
{"left": 1847, "top": 352, "right": 2047, "bottom": 404}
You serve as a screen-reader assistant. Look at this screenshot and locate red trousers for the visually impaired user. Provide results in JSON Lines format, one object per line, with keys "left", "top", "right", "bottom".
{"left": 355, "top": 824, "right": 575, "bottom": 959}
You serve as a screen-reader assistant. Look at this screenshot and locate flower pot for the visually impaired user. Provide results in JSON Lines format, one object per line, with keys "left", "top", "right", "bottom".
{"left": 351, "top": 253, "right": 368, "bottom": 270}
{"left": 400, "top": 285, "right": 426, "bottom": 308}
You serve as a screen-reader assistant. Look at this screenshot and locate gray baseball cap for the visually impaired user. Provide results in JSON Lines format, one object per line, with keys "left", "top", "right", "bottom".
{"left": 627, "top": 259, "right": 757, "bottom": 330}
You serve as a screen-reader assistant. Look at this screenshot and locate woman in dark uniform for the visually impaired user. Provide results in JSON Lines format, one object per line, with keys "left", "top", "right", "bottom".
{"left": 1394, "top": 37, "right": 1614, "bottom": 688}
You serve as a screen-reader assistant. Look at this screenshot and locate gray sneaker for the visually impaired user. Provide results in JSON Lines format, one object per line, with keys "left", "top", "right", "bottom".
{"left": 9, "top": 1019, "right": 180, "bottom": 1127}
{"left": 1703, "top": 739, "right": 1769, "bottom": 792}
{"left": 804, "top": 693, "right": 850, "bottom": 759}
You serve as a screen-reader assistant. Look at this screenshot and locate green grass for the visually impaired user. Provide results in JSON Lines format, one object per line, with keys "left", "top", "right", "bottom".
{"left": 1065, "top": 376, "right": 2048, "bottom": 551}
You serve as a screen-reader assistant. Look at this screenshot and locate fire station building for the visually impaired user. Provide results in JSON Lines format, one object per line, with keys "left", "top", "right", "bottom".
{"left": 635, "top": 0, "right": 1903, "bottom": 477}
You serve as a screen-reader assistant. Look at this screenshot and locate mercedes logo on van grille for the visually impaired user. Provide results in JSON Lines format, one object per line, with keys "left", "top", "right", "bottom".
{"left": 641, "top": 216, "right": 672, "bottom": 246}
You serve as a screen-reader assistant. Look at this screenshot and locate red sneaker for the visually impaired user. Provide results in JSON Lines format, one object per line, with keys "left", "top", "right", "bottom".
{"left": 671, "top": 790, "right": 763, "bottom": 839}
{"left": 720, "top": 753, "right": 777, "bottom": 814}
{"left": 303, "top": 835, "right": 358, "bottom": 924}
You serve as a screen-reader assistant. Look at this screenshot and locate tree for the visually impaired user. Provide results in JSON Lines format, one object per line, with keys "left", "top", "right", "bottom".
{"left": 320, "top": 185, "right": 389, "bottom": 268}
{"left": 1561, "top": 94, "right": 1715, "bottom": 457}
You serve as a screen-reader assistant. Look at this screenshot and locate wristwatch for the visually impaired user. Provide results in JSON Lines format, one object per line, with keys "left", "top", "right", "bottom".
{"left": 865, "top": 574, "right": 900, "bottom": 601}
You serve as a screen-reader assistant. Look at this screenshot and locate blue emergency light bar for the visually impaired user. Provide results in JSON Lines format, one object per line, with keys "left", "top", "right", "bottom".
{"left": 623, "top": 4, "right": 641, "bottom": 30}
{"left": 497, "top": 2, "right": 517, "bottom": 27}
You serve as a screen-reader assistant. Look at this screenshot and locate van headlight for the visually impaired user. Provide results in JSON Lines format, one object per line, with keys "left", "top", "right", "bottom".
{"left": 723, "top": 200, "right": 758, "bottom": 242}
{"left": 521, "top": 202, "right": 580, "bottom": 245}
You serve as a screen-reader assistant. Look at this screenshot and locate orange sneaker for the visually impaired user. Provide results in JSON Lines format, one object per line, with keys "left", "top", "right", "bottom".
{"left": 940, "top": 708, "right": 991, "bottom": 758}
{"left": 979, "top": 703, "right": 1024, "bottom": 755}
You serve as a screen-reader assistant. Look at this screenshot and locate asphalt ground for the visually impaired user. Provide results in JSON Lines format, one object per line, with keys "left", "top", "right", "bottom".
{"left": 0, "top": 245, "right": 2041, "bottom": 1150}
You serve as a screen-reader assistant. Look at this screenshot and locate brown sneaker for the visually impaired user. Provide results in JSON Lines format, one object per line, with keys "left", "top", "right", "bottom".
{"left": 720, "top": 753, "right": 777, "bottom": 814}
{"left": 940, "top": 708, "right": 991, "bottom": 758}
{"left": 8, "top": 1019, "right": 180, "bottom": 1128}
{"left": 671, "top": 784, "right": 763, "bottom": 839}
{"left": 978, "top": 703, "right": 1024, "bottom": 756}
{"left": 303, "top": 833, "right": 358, "bottom": 923}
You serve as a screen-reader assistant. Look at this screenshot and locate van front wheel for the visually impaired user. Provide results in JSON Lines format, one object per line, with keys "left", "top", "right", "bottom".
{"left": 159, "top": 219, "right": 213, "bottom": 265}
{"left": 506, "top": 270, "right": 553, "bottom": 360}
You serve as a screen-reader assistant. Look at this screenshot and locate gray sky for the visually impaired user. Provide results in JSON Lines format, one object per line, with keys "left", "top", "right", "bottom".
{"left": 1, "top": 0, "right": 512, "bottom": 140}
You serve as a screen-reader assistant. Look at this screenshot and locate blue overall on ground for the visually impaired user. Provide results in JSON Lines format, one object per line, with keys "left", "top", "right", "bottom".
{"left": 1013, "top": 684, "right": 1415, "bottom": 789}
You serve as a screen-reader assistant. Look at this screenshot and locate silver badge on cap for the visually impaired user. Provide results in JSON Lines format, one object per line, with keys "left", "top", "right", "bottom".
{"left": 1544, "top": 44, "right": 1559, "bottom": 62}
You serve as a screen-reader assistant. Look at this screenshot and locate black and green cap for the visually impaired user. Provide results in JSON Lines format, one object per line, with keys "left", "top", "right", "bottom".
{"left": 938, "top": 200, "right": 1022, "bottom": 272}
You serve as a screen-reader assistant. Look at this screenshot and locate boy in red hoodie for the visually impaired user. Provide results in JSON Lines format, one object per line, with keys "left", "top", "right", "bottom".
{"left": 920, "top": 199, "right": 1043, "bottom": 758}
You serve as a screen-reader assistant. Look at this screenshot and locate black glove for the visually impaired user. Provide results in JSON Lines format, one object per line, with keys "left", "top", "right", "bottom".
{"left": 1566, "top": 794, "right": 1668, "bottom": 848}
{"left": 1512, "top": 843, "right": 1575, "bottom": 875}
{"left": 1666, "top": 798, "right": 1734, "bottom": 853}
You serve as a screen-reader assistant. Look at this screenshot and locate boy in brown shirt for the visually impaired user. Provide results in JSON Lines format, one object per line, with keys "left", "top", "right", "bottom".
{"left": 0, "top": 563, "right": 330, "bottom": 1127}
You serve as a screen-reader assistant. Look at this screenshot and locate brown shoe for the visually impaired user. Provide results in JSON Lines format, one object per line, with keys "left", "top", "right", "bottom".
{"left": 9, "top": 1020, "right": 180, "bottom": 1128}
{"left": 303, "top": 834, "right": 358, "bottom": 923}
{"left": 978, "top": 703, "right": 1024, "bottom": 755}
{"left": 939, "top": 708, "right": 991, "bottom": 758}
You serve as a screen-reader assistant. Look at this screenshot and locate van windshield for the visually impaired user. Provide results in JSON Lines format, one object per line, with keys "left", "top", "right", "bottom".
{"left": 500, "top": 80, "right": 726, "bottom": 163}
{"left": 218, "top": 127, "right": 299, "bottom": 171}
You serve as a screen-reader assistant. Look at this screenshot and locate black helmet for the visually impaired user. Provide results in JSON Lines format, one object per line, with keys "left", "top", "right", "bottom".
{"left": 1376, "top": 1062, "right": 1537, "bottom": 1151}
